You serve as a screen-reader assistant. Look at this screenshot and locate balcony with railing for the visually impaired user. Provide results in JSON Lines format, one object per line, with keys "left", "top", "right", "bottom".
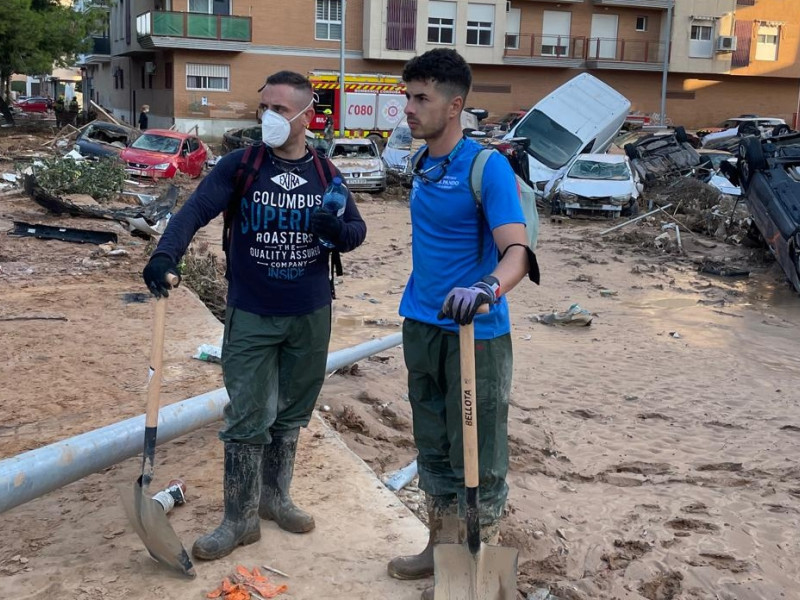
{"left": 592, "top": 0, "right": 673, "bottom": 8}
{"left": 504, "top": 34, "right": 665, "bottom": 70}
{"left": 136, "top": 11, "right": 251, "bottom": 52}
{"left": 503, "top": 34, "right": 587, "bottom": 67}
{"left": 585, "top": 37, "right": 666, "bottom": 70}
{"left": 77, "top": 35, "right": 111, "bottom": 65}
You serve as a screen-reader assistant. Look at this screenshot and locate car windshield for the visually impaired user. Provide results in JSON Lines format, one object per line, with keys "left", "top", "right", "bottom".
{"left": 331, "top": 143, "right": 377, "bottom": 159}
{"left": 130, "top": 134, "right": 180, "bottom": 155}
{"left": 514, "top": 109, "right": 582, "bottom": 169}
{"left": 701, "top": 153, "right": 730, "bottom": 169}
{"left": 718, "top": 119, "right": 743, "bottom": 129}
{"left": 387, "top": 124, "right": 412, "bottom": 150}
{"left": 568, "top": 159, "right": 630, "bottom": 180}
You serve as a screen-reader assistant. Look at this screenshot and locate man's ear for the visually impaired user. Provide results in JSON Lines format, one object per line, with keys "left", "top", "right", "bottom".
{"left": 449, "top": 95, "right": 464, "bottom": 119}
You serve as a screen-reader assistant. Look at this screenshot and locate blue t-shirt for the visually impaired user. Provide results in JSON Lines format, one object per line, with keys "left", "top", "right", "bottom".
{"left": 399, "top": 138, "right": 525, "bottom": 339}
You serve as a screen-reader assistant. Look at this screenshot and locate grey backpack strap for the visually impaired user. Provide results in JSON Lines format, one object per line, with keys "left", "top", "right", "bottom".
{"left": 469, "top": 149, "right": 495, "bottom": 262}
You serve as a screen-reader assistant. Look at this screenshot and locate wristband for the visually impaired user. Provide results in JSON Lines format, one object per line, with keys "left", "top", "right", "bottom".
{"left": 480, "top": 275, "right": 501, "bottom": 300}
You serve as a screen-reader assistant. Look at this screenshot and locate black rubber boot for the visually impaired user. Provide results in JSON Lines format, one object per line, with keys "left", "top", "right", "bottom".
{"left": 192, "top": 442, "right": 262, "bottom": 560}
{"left": 419, "top": 520, "right": 501, "bottom": 598}
{"left": 258, "top": 428, "right": 315, "bottom": 533}
{"left": 387, "top": 495, "right": 458, "bottom": 580}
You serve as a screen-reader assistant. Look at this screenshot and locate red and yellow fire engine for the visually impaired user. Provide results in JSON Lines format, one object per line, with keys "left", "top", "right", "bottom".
{"left": 308, "top": 71, "right": 407, "bottom": 143}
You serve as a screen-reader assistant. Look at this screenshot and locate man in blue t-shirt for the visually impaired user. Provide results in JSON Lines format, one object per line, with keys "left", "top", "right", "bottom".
{"left": 388, "top": 49, "right": 535, "bottom": 597}
{"left": 142, "top": 71, "right": 366, "bottom": 562}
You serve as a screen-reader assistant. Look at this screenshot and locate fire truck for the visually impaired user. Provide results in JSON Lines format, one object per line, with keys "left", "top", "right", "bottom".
{"left": 308, "top": 71, "right": 407, "bottom": 145}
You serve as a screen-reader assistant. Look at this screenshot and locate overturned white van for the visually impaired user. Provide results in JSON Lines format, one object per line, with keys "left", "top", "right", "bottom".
{"left": 505, "top": 73, "right": 631, "bottom": 189}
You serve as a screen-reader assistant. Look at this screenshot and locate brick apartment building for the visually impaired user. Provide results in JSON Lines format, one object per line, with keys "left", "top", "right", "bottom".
{"left": 76, "top": 0, "right": 800, "bottom": 139}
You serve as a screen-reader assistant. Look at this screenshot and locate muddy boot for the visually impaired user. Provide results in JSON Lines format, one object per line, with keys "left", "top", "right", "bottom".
{"left": 387, "top": 495, "right": 458, "bottom": 580}
{"left": 419, "top": 520, "right": 501, "bottom": 598}
{"left": 192, "top": 442, "right": 262, "bottom": 560}
{"left": 258, "top": 428, "right": 315, "bottom": 533}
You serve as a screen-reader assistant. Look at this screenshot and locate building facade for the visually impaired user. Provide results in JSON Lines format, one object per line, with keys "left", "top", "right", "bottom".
{"left": 76, "top": 0, "right": 800, "bottom": 139}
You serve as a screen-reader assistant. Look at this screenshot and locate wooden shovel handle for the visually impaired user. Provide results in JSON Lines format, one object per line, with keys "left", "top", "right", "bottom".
{"left": 145, "top": 296, "right": 168, "bottom": 429}
{"left": 459, "top": 304, "right": 489, "bottom": 488}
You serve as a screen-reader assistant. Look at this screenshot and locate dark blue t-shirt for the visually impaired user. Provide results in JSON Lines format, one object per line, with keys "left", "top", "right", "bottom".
{"left": 153, "top": 146, "right": 366, "bottom": 316}
{"left": 399, "top": 138, "right": 525, "bottom": 339}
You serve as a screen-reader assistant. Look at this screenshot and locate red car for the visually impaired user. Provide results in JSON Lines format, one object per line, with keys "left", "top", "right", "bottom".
{"left": 120, "top": 129, "right": 207, "bottom": 179}
{"left": 13, "top": 97, "right": 50, "bottom": 113}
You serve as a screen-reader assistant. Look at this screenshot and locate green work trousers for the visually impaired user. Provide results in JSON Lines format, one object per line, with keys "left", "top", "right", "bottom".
{"left": 402, "top": 318, "right": 512, "bottom": 524}
{"left": 220, "top": 305, "right": 331, "bottom": 445}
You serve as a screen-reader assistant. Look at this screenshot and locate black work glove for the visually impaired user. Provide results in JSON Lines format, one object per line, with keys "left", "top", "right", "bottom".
{"left": 437, "top": 276, "right": 499, "bottom": 325}
{"left": 142, "top": 253, "right": 180, "bottom": 298}
{"left": 310, "top": 207, "right": 344, "bottom": 244}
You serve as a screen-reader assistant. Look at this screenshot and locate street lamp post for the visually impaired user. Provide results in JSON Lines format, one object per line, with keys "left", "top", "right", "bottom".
{"left": 659, "top": 1, "right": 674, "bottom": 127}
{"left": 339, "top": 0, "right": 347, "bottom": 137}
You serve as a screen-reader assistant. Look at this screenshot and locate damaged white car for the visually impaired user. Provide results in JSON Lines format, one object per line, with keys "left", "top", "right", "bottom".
{"left": 548, "top": 154, "right": 641, "bottom": 217}
{"left": 328, "top": 138, "right": 386, "bottom": 193}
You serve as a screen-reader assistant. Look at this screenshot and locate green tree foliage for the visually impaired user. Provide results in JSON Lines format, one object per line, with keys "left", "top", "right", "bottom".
{"left": 0, "top": 0, "right": 101, "bottom": 91}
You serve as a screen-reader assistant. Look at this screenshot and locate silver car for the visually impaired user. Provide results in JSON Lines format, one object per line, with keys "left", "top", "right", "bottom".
{"left": 328, "top": 138, "right": 386, "bottom": 193}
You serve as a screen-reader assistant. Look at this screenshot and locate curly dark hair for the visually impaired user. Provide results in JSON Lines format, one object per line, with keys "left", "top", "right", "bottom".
{"left": 402, "top": 49, "right": 472, "bottom": 102}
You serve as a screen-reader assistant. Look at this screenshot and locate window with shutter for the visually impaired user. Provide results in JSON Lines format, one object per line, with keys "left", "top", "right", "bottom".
{"left": 428, "top": 1, "right": 456, "bottom": 45}
{"left": 386, "top": 0, "right": 417, "bottom": 51}
{"left": 466, "top": 3, "right": 494, "bottom": 46}
{"left": 732, "top": 20, "right": 752, "bottom": 67}
{"left": 316, "top": 0, "right": 342, "bottom": 41}
{"left": 186, "top": 64, "right": 230, "bottom": 91}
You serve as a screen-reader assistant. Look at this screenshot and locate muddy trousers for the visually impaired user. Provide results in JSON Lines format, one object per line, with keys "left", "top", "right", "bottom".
{"left": 402, "top": 318, "right": 512, "bottom": 524}
{"left": 220, "top": 305, "right": 332, "bottom": 445}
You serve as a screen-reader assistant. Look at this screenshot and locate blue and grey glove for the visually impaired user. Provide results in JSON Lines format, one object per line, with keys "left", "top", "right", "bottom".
{"left": 437, "top": 275, "right": 500, "bottom": 325}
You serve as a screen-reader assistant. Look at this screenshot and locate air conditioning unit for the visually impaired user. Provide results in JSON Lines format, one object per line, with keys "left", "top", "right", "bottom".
{"left": 716, "top": 36, "right": 737, "bottom": 52}
{"left": 145, "top": 61, "right": 156, "bottom": 74}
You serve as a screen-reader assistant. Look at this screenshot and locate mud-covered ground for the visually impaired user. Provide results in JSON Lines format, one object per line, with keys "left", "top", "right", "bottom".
{"left": 2, "top": 125, "right": 800, "bottom": 600}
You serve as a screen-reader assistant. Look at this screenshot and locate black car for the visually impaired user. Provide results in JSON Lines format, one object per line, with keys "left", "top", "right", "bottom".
{"left": 222, "top": 126, "right": 330, "bottom": 155}
{"left": 74, "top": 121, "right": 138, "bottom": 159}
{"left": 624, "top": 127, "right": 704, "bottom": 183}
{"left": 737, "top": 133, "right": 800, "bottom": 292}
{"left": 221, "top": 126, "right": 262, "bottom": 155}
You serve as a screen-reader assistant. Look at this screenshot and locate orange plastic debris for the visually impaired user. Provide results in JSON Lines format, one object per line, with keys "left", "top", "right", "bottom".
{"left": 233, "top": 565, "right": 288, "bottom": 598}
{"left": 207, "top": 566, "right": 288, "bottom": 600}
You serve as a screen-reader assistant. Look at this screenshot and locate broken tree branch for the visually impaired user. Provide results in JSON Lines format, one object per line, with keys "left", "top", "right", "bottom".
{"left": 90, "top": 101, "right": 124, "bottom": 127}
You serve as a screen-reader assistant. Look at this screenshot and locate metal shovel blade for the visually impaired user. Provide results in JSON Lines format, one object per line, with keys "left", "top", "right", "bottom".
{"left": 120, "top": 478, "right": 196, "bottom": 578}
{"left": 433, "top": 542, "right": 518, "bottom": 600}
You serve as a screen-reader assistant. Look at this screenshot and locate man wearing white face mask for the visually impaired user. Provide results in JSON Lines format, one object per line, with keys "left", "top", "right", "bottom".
{"left": 142, "top": 70, "right": 367, "bottom": 561}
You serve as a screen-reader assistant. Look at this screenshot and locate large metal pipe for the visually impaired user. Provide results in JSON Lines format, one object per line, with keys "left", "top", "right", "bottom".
{"left": 0, "top": 333, "right": 402, "bottom": 514}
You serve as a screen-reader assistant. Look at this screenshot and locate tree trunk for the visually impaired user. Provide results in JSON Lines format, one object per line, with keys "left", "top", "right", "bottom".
{"left": 0, "top": 75, "right": 14, "bottom": 125}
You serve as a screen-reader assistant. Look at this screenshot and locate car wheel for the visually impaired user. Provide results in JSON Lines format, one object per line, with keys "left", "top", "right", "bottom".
{"left": 675, "top": 126, "right": 689, "bottom": 144}
{"left": 772, "top": 124, "right": 791, "bottom": 137}
{"left": 621, "top": 199, "right": 639, "bottom": 218}
{"left": 737, "top": 136, "right": 766, "bottom": 189}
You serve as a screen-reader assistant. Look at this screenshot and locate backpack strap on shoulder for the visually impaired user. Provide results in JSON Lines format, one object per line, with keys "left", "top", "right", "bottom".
{"left": 469, "top": 148, "right": 495, "bottom": 263}
{"left": 225, "top": 143, "right": 267, "bottom": 256}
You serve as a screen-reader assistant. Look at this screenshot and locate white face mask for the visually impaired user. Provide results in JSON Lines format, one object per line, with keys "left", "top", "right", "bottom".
{"left": 261, "top": 98, "right": 313, "bottom": 148}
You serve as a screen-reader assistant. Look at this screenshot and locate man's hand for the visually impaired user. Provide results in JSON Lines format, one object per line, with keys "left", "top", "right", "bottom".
{"left": 310, "top": 207, "right": 343, "bottom": 244}
{"left": 143, "top": 254, "right": 180, "bottom": 298}
{"left": 437, "top": 276, "right": 499, "bottom": 325}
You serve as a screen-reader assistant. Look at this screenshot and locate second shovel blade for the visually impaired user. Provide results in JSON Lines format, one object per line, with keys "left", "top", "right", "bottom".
{"left": 433, "top": 542, "right": 518, "bottom": 600}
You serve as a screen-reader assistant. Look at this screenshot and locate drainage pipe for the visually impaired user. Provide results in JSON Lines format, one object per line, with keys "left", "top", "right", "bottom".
{"left": 0, "top": 333, "right": 402, "bottom": 514}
